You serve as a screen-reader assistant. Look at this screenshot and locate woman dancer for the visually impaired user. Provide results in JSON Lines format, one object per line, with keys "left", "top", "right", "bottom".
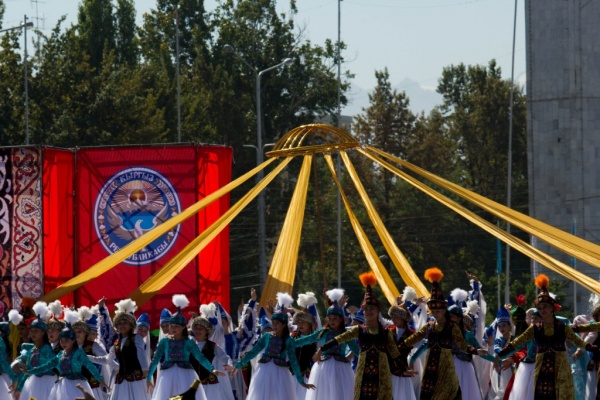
{"left": 147, "top": 294, "right": 223, "bottom": 400}
{"left": 400, "top": 268, "right": 487, "bottom": 400}
{"left": 319, "top": 272, "right": 404, "bottom": 400}
{"left": 49, "top": 309, "right": 109, "bottom": 400}
{"left": 10, "top": 302, "right": 57, "bottom": 400}
{"left": 291, "top": 291, "right": 319, "bottom": 400}
{"left": 231, "top": 293, "right": 315, "bottom": 400}
{"left": 0, "top": 323, "right": 17, "bottom": 399}
{"left": 496, "top": 274, "right": 595, "bottom": 400}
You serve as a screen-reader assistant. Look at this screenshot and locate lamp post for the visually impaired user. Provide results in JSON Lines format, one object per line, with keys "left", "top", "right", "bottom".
{"left": 225, "top": 44, "right": 293, "bottom": 287}
{"left": 1, "top": 16, "right": 34, "bottom": 144}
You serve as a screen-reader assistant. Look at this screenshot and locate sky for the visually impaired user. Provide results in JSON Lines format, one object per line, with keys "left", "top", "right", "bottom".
{"left": 3, "top": 0, "right": 526, "bottom": 114}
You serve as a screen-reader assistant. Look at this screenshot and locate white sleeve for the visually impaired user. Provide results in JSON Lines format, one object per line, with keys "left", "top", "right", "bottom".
{"left": 135, "top": 334, "right": 150, "bottom": 371}
{"left": 214, "top": 344, "right": 233, "bottom": 367}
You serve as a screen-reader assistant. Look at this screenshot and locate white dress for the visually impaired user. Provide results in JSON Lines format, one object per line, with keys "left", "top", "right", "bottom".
{"left": 509, "top": 362, "right": 534, "bottom": 400}
{"left": 196, "top": 340, "right": 234, "bottom": 400}
{"left": 453, "top": 355, "right": 483, "bottom": 400}
{"left": 12, "top": 343, "right": 57, "bottom": 400}
{"left": 88, "top": 333, "right": 150, "bottom": 400}
{"left": 49, "top": 348, "right": 105, "bottom": 400}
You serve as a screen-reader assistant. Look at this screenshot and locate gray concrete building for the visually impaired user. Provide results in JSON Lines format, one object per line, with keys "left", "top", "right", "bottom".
{"left": 526, "top": 0, "right": 600, "bottom": 315}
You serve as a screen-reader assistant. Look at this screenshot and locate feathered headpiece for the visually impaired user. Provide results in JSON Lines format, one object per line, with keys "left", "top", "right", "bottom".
{"left": 72, "top": 306, "right": 93, "bottom": 334}
{"left": 170, "top": 294, "right": 190, "bottom": 326}
{"left": 534, "top": 274, "right": 555, "bottom": 307}
{"left": 425, "top": 267, "right": 447, "bottom": 310}
{"left": 114, "top": 298, "right": 138, "bottom": 328}
{"left": 8, "top": 309, "right": 24, "bottom": 326}
{"left": 325, "top": 288, "right": 345, "bottom": 317}
{"left": 294, "top": 292, "right": 318, "bottom": 326}
{"left": 402, "top": 286, "right": 418, "bottom": 303}
{"left": 60, "top": 308, "right": 80, "bottom": 340}
{"left": 272, "top": 292, "right": 293, "bottom": 324}
{"left": 465, "top": 300, "right": 480, "bottom": 316}
{"left": 30, "top": 302, "right": 49, "bottom": 332}
{"left": 360, "top": 272, "right": 381, "bottom": 310}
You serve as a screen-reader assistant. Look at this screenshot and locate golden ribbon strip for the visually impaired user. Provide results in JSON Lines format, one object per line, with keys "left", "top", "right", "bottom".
{"left": 132, "top": 158, "right": 293, "bottom": 307}
{"left": 324, "top": 154, "right": 400, "bottom": 306}
{"left": 361, "top": 148, "right": 600, "bottom": 294}
{"left": 369, "top": 146, "right": 600, "bottom": 268}
{"left": 341, "top": 151, "right": 429, "bottom": 298}
{"left": 259, "top": 156, "right": 312, "bottom": 305}
{"left": 41, "top": 158, "right": 277, "bottom": 302}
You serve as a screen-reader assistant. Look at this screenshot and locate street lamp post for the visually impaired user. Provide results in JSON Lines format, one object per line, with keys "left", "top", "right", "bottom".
{"left": 1, "top": 16, "right": 34, "bottom": 144}
{"left": 225, "top": 44, "right": 293, "bottom": 287}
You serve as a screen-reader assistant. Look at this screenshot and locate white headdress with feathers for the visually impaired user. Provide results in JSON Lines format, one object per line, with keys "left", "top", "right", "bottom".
{"left": 48, "top": 300, "right": 63, "bottom": 318}
{"left": 451, "top": 288, "right": 469, "bottom": 304}
{"left": 63, "top": 309, "right": 80, "bottom": 326}
{"left": 465, "top": 300, "right": 480, "bottom": 316}
{"left": 172, "top": 294, "right": 190, "bottom": 310}
{"left": 297, "top": 292, "right": 318, "bottom": 309}
{"left": 402, "top": 286, "right": 418, "bottom": 303}
{"left": 115, "top": 299, "right": 138, "bottom": 314}
{"left": 32, "top": 302, "right": 50, "bottom": 321}
{"left": 200, "top": 303, "right": 217, "bottom": 319}
{"left": 78, "top": 306, "right": 94, "bottom": 322}
{"left": 8, "top": 310, "right": 23, "bottom": 326}
{"left": 325, "top": 288, "right": 344, "bottom": 304}
{"left": 276, "top": 292, "right": 294, "bottom": 309}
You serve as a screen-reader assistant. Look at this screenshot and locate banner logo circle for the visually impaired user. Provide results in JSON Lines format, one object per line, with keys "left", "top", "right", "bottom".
{"left": 94, "top": 167, "right": 181, "bottom": 266}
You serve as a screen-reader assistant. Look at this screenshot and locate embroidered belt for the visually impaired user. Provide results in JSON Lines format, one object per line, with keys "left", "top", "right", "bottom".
{"left": 161, "top": 361, "right": 193, "bottom": 370}
{"left": 116, "top": 370, "right": 144, "bottom": 384}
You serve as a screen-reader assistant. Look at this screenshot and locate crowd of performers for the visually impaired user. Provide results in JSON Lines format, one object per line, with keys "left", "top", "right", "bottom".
{"left": 3, "top": 268, "right": 600, "bottom": 399}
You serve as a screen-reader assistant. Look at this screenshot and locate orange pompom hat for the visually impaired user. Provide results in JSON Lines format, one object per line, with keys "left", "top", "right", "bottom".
{"left": 359, "top": 272, "right": 382, "bottom": 311}
{"left": 534, "top": 273, "right": 555, "bottom": 307}
{"left": 424, "top": 267, "right": 447, "bottom": 310}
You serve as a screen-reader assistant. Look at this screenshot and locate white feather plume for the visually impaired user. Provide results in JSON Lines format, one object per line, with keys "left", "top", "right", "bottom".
{"left": 297, "top": 292, "right": 318, "bottom": 308}
{"left": 276, "top": 292, "right": 294, "bottom": 308}
{"left": 325, "top": 288, "right": 345, "bottom": 303}
{"left": 200, "top": 303, "right": 217, "bottom": 318}
{"left": 402, "top": 286, "right": 418, "bottom": 302}
{"left": 549, "top": 292, "right": 556, "bottom": 300}
{"left": 78, "top": 306, "right": 94, "bottom": 321}
{"left": 90, "top": 305, "right": 100, "bottom": 314}
{"left": 8, "top": 310, "right": 23, "bottom": 325}
{"left": 32, "top": 301, "right": 50, "bottom": 320}
{"left": 451, "top": 288, "right": 469, "bottom": 304}
{"left": 172, "top": 294, "right": 190, "bottom": 309}
{"left": 63, "top": 309, "right": 80, "bottom": 325}
{"left": 465, "top": 300, "right": 480, "bottom": 316}
{"left": 115, "top": 299, "right": 138, "bottom": 314}
{"left": 48, "top": 300, "right": 63, "bottom": 317}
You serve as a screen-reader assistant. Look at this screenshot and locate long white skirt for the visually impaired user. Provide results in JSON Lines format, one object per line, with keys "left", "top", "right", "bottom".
{"left": 491, "top": 366, "right": 513, "bottom": 400}
{"left": 230, "top": 371, "right": 247, "bottom": 400}
{"left": 0, "top": 374, "right": 11, "bottom": 400}
{"left": 306, "top": 358, "right": 354, "bottom": 400}
{"left": 110, "top": 379, "right": 150, "bottom": 400}
{"left": 453, "top": 356, "right": 482, "bottom": 400}
{"left": 152, "top": 366, "right": 207, "bottom": 400}
{"left": 509, "top": 362, "right": 534, "bottom": 400}
{"left": 91, "top": 385, "right": 109, "bottom": 400}
{"left": 392, "top": 375, "right": 417, "bottom": 400}
{"left": 203, "top": 380, "right": 235, "bottom": 400}
{"left": 294, "top": 375, "right": 308, "bottom": 400}
{"left": 20, "top": 374, "right": 56, "bottom": 400}
{"left": 49, "top": 378, "right": 93, "bottom": 400}
{"left": 586, "top": 369, "right": 598, "bottom": 400}
{"left": 246, "top": 360, "right": 297, "bottom": 400}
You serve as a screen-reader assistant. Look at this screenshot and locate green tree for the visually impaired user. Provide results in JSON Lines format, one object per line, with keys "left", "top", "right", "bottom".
{"left": 115, "top": 0, "right": 138, "bottom": 67}
{"left": 77, "top": 0, "right": 116, "bottom": 72}
{"left": 0, "top": 32, "right": 25, "bottom": 144}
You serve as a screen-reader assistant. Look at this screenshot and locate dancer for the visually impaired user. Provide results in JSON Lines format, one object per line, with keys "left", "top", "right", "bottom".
{"left": 388, "top": 303, "right": 417, "bottom": 400}
{"left": 291, "top": 291, "right": 319, "bottom": 400}
{"left": 0, "top": 322, "right": 17, "bottom": 400}
{"left": 400, "top": 268, "right": 487, "bottom": 400}
{"left": 231, "top": 292, "right": 315, "bottom": 400}
{"left": 319, "top": 272, "right": 404, "bottom": 400}
{"left": 74, "top": 306, "right": 109, "bottom": 400}
{"left": 295, "top": 288, "right": 359, "bottom": 400}
{"left": 496, "top": 274, "right": 595, "bottom": 400}
{"left": 89, "top": 298, "right": 150, "bottom": 400}
{"left": 147, "top": 294, "right": 223, "bottom": 400}
{"left": 190, "top": 313, "right": 234, "bottom": 400}
{"left": 492, "top": 306, "right": 514, "bottom": 400}
{"left": 49, "top": 309, "right": 109, "bottom": 400}
{"left": 47, "top": 300, "right": 66, "bottom": 355}
{"left": 10, "top": 302, "right": 57, "bottom": 400}
{"left": 504, "top": 308, "right": 540, "bottom": 400}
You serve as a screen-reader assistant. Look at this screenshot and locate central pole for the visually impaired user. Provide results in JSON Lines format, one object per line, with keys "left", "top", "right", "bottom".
{"left": 257, "top": 72, "right": 267, "bottom": 287}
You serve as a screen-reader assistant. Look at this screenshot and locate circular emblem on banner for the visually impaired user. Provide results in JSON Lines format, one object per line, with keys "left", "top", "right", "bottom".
{"left": 94, "top": 167, "right": 181, "bottom": 266}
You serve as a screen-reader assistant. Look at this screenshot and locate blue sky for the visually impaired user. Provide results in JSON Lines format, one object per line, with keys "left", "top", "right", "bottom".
{"left": 3, "top": 0, "right": 525, "bottom": 113}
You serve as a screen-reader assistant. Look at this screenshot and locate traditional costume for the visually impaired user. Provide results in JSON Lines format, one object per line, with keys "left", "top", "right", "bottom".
{"left": 0, "top": 322, "right": 17, "bottom": 400}
{"left": 400, "top": 267, "right": 481, "bottom": 400}
{"left": 291, "top": 291, "right": 319, "bottom": 400}
{"left": 388, "top": 303, "right": 417, "bottom": 400}
{"left": 492, "top": 306, "right": 514, "bottom": 400}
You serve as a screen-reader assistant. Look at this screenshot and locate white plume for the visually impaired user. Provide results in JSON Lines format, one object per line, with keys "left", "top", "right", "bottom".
{"left": 549, "top": 292, "right": 556, "bottom": 300}
{"left": 115, "top": 299, "right": 138, "bottom": 314}
{"left": 90, "top": 305, "right": 100, "bottom": 314}
{"left": 276, "top": 292, "right": 294, "bottom": 308}
{"left": 465, "top": 300, "right": 480, "bottom": 316}
{"left": 63, "top": 309, "right": 80, "bottom": 325}
{"left": 172, "top": 294, "right": 190, "bottom": 309}
{"left": 297, "top": 292, "right": 318, "bottom": 308}
{"left": 402, "top": 286, "right": 418, "bottom": 302}
{"left": 200, "top": 303, "right": 217, "bottom": 319}
{"left": 325, "top": 288, "right": 345, "bottom": 303}
{"left": 48, "top": 300, "right": 63, "bottom": 318}
{"left": 78, "top": 306, "right": 94, "bottom": 321}
{"left": 8, "top": 310, "right": 23, "bottom": 325}
{"left": 32, "top": 302, "right": 50, "bottom": 320}
{"left": 451, "top": 288, "right": 469, "bottom": 304}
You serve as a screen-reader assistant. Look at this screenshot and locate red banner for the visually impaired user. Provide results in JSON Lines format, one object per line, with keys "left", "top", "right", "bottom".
{"left": 75, "top": 145, "right": 231, "bottom": 319}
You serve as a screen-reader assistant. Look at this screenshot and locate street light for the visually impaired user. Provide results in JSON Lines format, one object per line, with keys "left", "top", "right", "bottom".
{"left": 225, "top": 44, "right": 293, "bottom": 288}
{"left": 1, "top": 15, "right": 34, "bottom": 144}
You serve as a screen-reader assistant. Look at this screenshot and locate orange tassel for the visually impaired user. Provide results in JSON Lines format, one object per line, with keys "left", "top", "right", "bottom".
{"left": 535, "top": 274, "right": 549, "bottom": 289}
{"left": 424, "top": 267, "right": 443, "bottom": 283}
{"left": 359, "top": 272, "right": 377, "bottom": 287}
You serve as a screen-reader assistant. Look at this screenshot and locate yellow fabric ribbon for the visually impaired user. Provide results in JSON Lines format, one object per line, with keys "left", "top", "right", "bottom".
{"left": 341, "top": 151, "right": 429, "bottom": 298}
{"left": 133, "top": 158, "right": 293, "bottom": 307}
{"left": 259, "top": 156, "right": 312, "bottom": 305}
{"left": 360, "top": 148, "right": 600, "bottom": 294}
{"left": 324, "top": 154, "right": 400, "bottom": 306}
{"left": 41, "top": 158, "right": 277, "bottom": 302}
{"left": 368, "top": 146, "right": 600, "bottom": 268}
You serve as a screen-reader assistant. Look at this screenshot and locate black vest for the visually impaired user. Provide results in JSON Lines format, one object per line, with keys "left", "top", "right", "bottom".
{"left": 81, "top": 341, "right": 101, "bottom": 388}
{"left": 114, "top": 334, "right": 144, "bottom": 383}
{"left": 534, "top": 320, "right": 566, "bottom": 353}
{"left": 191, "top": 340, "right": 218, "bottom": 385}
